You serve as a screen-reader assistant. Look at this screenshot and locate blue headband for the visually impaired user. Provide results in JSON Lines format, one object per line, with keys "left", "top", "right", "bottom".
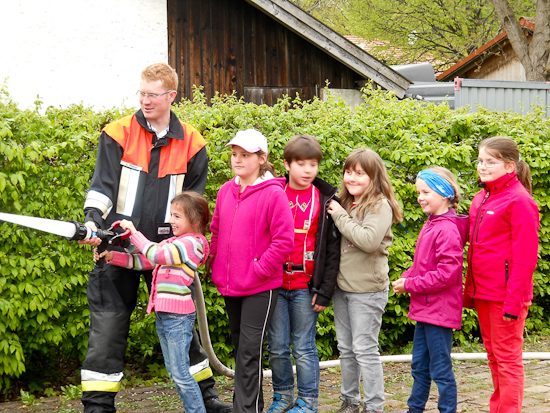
{"left": 417, "top": 170, "right": 455, "bottom": 201}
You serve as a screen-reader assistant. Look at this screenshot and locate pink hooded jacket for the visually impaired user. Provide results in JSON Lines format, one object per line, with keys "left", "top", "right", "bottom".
{"left": 464, "top": 172, "right": 539, "bottom": 319}
{"left": 210, "top": 174, "right": 294, "bottom": 297}
{"left": 402, "top": 208, "right": 469, "bottom": 330}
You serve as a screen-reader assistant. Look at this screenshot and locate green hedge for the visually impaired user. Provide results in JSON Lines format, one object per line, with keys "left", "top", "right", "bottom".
{"left": 1, "top": 84, "right": 550, "bottom": 398}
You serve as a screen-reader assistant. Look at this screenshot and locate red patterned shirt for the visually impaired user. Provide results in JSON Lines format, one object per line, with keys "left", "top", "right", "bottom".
{"left": 282, "top": 184, "right": 320, "bottom": 290}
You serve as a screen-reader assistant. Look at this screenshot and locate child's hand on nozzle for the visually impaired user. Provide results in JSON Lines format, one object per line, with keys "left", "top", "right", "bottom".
{"left": 94, "top": 248, "right": 114, "bottom": 263}
{"left": 327, "top": 199, "right": 344, "bottom": 215}
{"left": 392, "top": 278, "right": 406, "bottom": 294}
{"left": 78, "top": 222, "right": 102, "bottom": 246}
{"left": 119, "top": 219, "right": 137, "bottom": 235}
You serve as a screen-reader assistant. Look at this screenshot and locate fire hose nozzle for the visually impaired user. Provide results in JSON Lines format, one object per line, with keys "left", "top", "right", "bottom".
{"left": 66, "top": 220, "right": 115, "bottom": 243}
{"left": 66, "top": 220, "right": 132, "bottom": 269}
{"left": 0, "top": 212, "right": 130, "bottom": 250}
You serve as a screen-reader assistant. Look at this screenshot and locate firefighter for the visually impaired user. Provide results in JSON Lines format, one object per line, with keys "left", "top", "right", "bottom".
{"left": 79, "top": 62, "right": 231, "bottom": 413}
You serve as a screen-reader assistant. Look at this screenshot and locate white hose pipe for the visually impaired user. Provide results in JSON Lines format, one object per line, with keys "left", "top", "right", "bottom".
{"left": 262, "top": 352, "right": 550, "bottom": 378}
{"left": 194, "top": 276, "right": 235, "bottom": 378}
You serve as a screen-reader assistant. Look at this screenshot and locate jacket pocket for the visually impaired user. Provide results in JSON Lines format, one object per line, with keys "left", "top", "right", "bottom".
{"left": 253, "top": 259, "right": 270, "bottom": 282}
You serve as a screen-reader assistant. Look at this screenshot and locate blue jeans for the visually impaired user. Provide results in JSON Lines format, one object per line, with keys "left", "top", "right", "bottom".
{"left": 408, "top": 322, "right": 456, "bottom": 413}
{"left": 156, "top": 312, "right": 206, "bottom": 413}
{"left": 333, "top": 287, "right": 388, "bottom": 411}
{"left": 267, "top": 288, "right": 320, "bottom": 411}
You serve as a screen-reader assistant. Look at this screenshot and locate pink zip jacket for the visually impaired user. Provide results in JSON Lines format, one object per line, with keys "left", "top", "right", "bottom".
{"left": 464, "top": 172, "right": 539, "bottom": 319}
{"left": 210, "top": 174, "right": 294, "bottom": 297}
{"left": 401, "top": 208, "right": 469, "bottom": 330}
{"left": 109, "top": 231, "right": 209, "bottom": 315}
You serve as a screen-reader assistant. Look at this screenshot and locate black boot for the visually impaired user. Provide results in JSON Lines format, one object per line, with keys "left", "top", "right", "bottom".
{"left": 204, "top": 397, "right": 232, "bottom": 413}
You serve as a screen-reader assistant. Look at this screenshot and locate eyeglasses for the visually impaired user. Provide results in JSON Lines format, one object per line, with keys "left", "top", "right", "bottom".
{"left": 474, "top": 160, "right": 504, "bottom": 168}
{"left": 136, "top": 90, "right": 175, "bottom": 99}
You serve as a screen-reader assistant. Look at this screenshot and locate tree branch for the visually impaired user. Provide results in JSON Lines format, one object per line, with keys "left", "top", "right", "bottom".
{"left": 490, "top": 0, "right": 542, "bottom": 79}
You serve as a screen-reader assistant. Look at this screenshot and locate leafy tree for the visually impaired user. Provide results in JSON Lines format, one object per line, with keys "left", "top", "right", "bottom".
{"left": 291, "top": 0, "right": 535, "bottom": 72}
{"left": 290, "top": 0, "right": 349, "bottom": 29}
{"left": 490, "top": 0, "right": 550, "bottom": 81}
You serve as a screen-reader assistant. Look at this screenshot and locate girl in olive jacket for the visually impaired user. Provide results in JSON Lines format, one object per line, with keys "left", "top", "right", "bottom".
{"left": 327, "top": 148, "right": 402, "bottom": 413}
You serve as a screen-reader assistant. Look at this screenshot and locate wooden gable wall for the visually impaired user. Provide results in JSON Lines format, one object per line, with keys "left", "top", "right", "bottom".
{"left": 167, "top": 0, "right": 360, "bottom": 105}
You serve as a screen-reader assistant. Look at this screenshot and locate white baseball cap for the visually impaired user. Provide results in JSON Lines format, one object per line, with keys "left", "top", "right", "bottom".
{"left": 225, "top": 129, "right": 268, "bottom": 153}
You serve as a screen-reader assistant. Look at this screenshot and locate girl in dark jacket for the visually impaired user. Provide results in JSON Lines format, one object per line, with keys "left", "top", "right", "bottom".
{"left": 464, "top": 136, "right": 539, "bottom": 413}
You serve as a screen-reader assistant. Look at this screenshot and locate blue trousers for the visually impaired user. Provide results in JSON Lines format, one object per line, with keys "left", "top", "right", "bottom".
{"left": 267, "top": 288, "right": 320, "bottom": 410}
{"left": 408, "top": 322, "right": 457, "bottom": 413}
{"left": 156, "top": 312, "right": 206, "bottom": 413}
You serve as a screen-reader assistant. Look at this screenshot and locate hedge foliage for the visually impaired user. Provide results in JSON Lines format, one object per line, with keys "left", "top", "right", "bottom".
{"left": 1, "top": 84, "right": 550, "bottom": 397}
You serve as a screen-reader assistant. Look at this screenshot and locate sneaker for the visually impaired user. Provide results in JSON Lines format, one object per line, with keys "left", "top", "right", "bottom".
{"left": 362, "top": 410, "right": 383, "bottom": 413}
{"left": 266, "top": 393, "right": 293, "bottom": 413}
{"left": 334, "top": 399, "right": 360, "bottom": 413}
{"left": 287, "top": 398, "right": 315, "bottom": 413}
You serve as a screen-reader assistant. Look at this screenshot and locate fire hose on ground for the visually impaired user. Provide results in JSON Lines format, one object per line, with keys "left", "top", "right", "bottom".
{"left": 1, "top": 212, "right": 549, "bottom": 381}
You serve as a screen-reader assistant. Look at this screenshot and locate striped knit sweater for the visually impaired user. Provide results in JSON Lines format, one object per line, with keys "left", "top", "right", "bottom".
{"left": 109, "top": 231, "right": 209, "bottom": 315}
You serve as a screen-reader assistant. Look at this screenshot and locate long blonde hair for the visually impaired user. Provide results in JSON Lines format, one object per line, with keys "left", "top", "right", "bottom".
{"left": 338, "top": 148, "right": 403, "bottom": 223}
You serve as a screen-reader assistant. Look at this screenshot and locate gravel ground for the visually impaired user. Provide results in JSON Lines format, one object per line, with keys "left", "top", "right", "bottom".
{"left": 1, "top": 356, "right": 550, "bottom": 412}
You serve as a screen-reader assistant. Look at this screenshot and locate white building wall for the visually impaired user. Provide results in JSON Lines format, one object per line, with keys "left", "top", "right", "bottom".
{"left": 1, "top": 0, "right": 167, "bottom": 110}
{"left": 484, "top": 58, "right": 527, "bottom": 82}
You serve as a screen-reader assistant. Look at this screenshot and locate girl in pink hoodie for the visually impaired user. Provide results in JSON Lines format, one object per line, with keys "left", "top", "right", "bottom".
{"left": 209, "top": 129, "right": 294, "bottom": 413}
{"left": 393, "top": 167, "right": 468, "bottom": 413}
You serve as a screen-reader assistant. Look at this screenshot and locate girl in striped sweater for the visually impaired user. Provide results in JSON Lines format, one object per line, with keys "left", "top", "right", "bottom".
{"left": 95, "top": 191, "right": 210, "bottom": 413}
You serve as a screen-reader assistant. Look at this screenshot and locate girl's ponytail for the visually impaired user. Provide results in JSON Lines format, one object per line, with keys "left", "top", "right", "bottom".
{"left": 258, "top": 150, "right": 276, "bottom": 178}
{"left": 516, "top": 159, "right": 533, "bottom": 195}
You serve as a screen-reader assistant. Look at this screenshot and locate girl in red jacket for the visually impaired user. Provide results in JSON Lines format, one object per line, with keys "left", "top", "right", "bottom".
{"left": 464, "top": 136, "right": 539, "bottom": 413}
{"left": 393, "top": 167, "right": 468, "bottom": 413}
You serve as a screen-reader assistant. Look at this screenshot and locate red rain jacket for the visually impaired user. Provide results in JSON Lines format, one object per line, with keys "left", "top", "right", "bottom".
{"left": 464, "top": 172, "right": 539, "bottom": 319}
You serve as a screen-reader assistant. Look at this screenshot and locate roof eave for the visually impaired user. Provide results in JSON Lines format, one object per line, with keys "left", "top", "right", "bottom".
{"left": 437, "top": 32, "right": 509, "bottom": 81}
{"left": 244, "top": 0, "right": 411, "bottom": 98}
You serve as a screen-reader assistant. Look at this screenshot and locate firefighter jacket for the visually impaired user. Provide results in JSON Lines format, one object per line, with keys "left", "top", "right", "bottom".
{"left": 84, "top": 109, "right": 208, "bottom": 242}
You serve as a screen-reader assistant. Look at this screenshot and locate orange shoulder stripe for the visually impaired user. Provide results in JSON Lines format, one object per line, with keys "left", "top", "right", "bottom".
{"left": 158, "top": 123, "right": 206, "bottom": 177}
{"left": 103, "top": 116, "right": 206, "bottom": 177}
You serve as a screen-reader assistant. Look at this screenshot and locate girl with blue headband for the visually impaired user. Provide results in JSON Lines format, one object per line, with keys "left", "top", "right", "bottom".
{"left": 392, "top": 166, "right": 468, "bottom": 413}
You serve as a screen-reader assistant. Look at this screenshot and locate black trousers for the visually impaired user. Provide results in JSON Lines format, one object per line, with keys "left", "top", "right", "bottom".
{"left": 224, "top": 289, "right": 278, "bottom": 413}
{"left": 81, "top": 264, "right": 217, "bottom": 412}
